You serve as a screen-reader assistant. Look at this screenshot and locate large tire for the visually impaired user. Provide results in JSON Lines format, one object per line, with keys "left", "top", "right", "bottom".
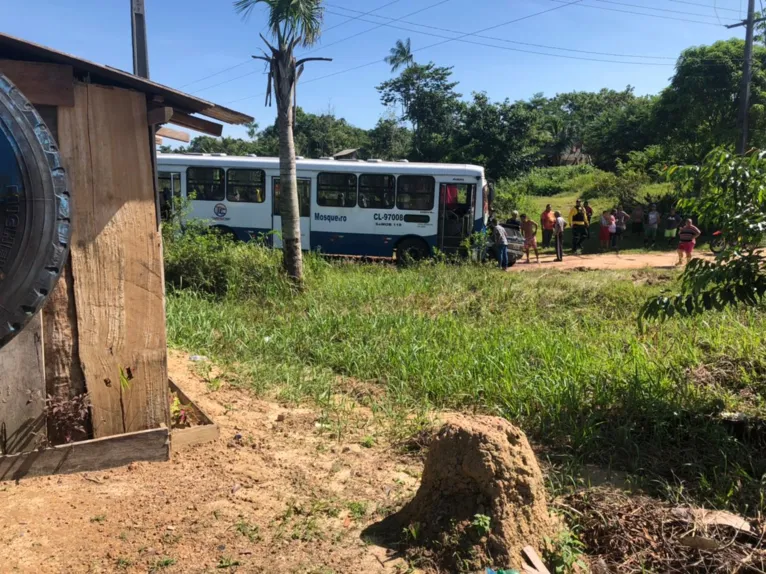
{"left": 0, "top": 73, "right": 70, "bottom": 348}
{"left": 396, "top": 237, "right": 430, "bottom": 265}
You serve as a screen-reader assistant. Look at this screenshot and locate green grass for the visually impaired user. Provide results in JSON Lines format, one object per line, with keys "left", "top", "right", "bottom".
{"left": 166, "top": 244, "right": 766, "bottom": 514}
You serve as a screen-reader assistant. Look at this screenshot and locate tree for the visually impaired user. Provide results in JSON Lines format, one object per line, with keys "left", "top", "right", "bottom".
{"left": 377, "top": 62, "right": 462, "bottom": 161}
{"left": 367, "top": 110, "right": 412, "bottom": 160}
{"left": 385, "top": 38, "right": 414, "bottom": 72}
{"left": 583, "top": 96, "right": 656, "bottom": 171}
{"left": 640, "top": 148, "right": 766, "bottom": 324}
{"left": 449, "top": 93, "right": 541, "bottom": 180}
{"left": 653, "top": 39, "right": 766, "bottom": 163}
{"left": 234, "top": 0, "right": 331, "bottom": 283}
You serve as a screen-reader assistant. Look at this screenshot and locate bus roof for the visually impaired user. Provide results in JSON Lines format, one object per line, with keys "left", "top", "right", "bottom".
{"left": 157, "top": 153, "right": 485, "bottom": 179}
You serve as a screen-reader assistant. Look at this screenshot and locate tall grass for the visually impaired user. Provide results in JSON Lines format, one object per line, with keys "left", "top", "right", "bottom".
{"left": 165, "top": 237, "right": 766, "bottom": 513}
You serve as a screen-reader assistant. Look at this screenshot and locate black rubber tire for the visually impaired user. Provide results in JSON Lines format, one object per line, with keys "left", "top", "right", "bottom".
{"left": 396, "top": 237, "right": 430, "bottom": 265}
{"left": 710, "top": 236, "right": 726, "bottom": 254}
{"left": 0, "top": 73, "right": 70, "bottom": 348}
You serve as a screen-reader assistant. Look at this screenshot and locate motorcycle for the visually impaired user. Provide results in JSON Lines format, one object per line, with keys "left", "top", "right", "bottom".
{"left": 710, "top": 230, "right": 727, "bottom": 254}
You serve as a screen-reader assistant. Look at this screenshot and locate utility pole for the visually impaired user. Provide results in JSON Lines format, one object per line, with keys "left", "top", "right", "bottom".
{"left": 727, "top": 0, "right": 766, "bottom": 153}
{"left": 131, "top": 0, "right": 150, "bottom": 78}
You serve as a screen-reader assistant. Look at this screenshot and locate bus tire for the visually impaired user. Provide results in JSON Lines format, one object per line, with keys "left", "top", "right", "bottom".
{"left": 396, "top": 237, "right": 430, "bottom": 264}
{"left": 0, "top": 73, "right": 70, "bottom": 348}
{"left": 211, "top": 226, "right": 238, "bottom": 241}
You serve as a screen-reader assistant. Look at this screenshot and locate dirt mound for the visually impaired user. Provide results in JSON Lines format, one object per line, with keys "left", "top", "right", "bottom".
{"left": 367, "top": 414, "right": 556, "bottom": 571}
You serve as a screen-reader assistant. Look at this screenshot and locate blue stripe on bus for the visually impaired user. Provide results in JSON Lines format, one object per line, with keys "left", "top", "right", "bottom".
{"left": 311, "top": 231, "right": 437, "bottom": 257}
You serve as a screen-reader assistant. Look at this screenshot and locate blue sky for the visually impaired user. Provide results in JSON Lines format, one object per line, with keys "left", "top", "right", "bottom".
{"left": 2, "top": 0, "right": 747, "bottom": 139}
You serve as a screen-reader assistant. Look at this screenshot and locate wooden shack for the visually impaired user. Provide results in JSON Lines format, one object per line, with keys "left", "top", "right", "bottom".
{"left": 0, "top": 33, "right": 252, "bottom": 476}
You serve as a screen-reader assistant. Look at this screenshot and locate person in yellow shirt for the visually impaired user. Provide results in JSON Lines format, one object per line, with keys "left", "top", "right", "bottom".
{"left": 570, "top": 204, "right": 589, "bottom": 253}
{"left": 568, "top": 199, "right": 583, "bottom": 227}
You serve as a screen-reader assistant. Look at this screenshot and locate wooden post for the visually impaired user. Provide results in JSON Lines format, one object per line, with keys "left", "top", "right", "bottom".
{"left": 0, "top": 314, "right": 46, "bottom": 454}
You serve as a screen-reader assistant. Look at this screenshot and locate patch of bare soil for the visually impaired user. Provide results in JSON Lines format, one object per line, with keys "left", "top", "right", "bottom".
{"left": 511, "top": 251, "right": 711, "bottom": 272}
{"left": 0, "top": 351, "right": 423, "bottom": 573}
{"left": 562, "top": 487, "right": 766, "bottom": 573}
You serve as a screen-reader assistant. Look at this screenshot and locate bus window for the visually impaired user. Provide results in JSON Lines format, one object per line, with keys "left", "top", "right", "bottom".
{"left": 187, "top": 167, "right": 224, "bottom": 201}
{"left": 317, "top": 172, "right": 357, "bottom": 208}
{"left": 397, "top": 175, "right": 435, "bottom": 211}
{"left": 359, "top": 174, "right": 395, "bottom": 209}
{"left": 227, "top": 169, "right": 265, "bottom": 203}
{"left": 273, "top": 178, "right": 310, "bottom": 216}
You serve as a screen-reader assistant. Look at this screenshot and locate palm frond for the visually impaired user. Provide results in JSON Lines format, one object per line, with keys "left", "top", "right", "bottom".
{"left": 234, "top": 0, "right": 324, "bottom": 47}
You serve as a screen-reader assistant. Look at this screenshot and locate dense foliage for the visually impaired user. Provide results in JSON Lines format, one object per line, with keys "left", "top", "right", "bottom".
{"left": 164, "top": 38, "right": 766, "bottom": 186}
{"left": 642, "top": 149, "right": 766, "bottom": 322}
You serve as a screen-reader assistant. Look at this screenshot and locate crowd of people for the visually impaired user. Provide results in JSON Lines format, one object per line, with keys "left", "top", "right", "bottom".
{"left": 489, "top": 198, "right": 702, "bottom": 270}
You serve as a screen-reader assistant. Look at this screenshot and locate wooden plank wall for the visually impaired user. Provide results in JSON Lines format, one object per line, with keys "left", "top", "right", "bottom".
{"left": 57, "top": 83, "right": 168, "bottom": 438}
{"left": 0, "top": 314, "right": 46, "bottom": 454}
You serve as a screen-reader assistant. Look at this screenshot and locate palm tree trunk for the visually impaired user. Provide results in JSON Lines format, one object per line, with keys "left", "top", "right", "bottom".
{"left": 275, "top": 54, "right": 303, "bottom": 283}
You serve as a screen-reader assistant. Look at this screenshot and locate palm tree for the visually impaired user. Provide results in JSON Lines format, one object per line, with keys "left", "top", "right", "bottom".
{"left": 385, "top": 38, "right": 414, "bottom": 73}
{"left": 234, "top": 0, "right": 330, "bottom": 283}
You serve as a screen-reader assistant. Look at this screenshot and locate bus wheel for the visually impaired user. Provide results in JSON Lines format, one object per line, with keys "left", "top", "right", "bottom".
{"left": 0, "top": 73, "right": 70, "bottom": 348}
{"left": 211, "top": 226, "right": 238, "bottom": 242}
{"left": 396, "top": 238, "right": 429, "bottom": 264}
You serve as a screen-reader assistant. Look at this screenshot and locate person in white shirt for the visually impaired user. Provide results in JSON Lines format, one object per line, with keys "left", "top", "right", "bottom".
{"left": 644, "top": 204, "right": 660, "bottom": 248}
{"left": 553, "top": 211, "right": 567, "bottom": 262}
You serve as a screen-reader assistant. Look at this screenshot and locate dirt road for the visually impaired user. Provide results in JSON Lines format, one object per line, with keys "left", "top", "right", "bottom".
{"left": 510, "top": 250, "right": 708, "bottom": 271}
{"left": 0, "top": 352, "right": 421, "bottom": 573}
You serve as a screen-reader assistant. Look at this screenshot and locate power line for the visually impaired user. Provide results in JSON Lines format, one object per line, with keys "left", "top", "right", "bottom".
{"left": 587, "top": 0, "right": 738, "bottom": 19}
{"left": 179, "top": 0, "right": 405, "bottom": 90}
{"left": 303, "top": 0, "right": 454, "bottom": 56}
{"left": 326, "top": 3, "right": 677, "bottom": 60}
{"left": 224, "top": 0, "right": 592, "bottom": 105}
{"left": 541, "top": 0, "right": 734, "bottom": 25}
{"left": 667, "top": 0, "right": 739, "bottom": 13}
{"left": 319, "top": 10, "right": 674, "bottom": 65}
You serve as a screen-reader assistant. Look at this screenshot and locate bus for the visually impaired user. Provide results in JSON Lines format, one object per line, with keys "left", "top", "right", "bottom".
{"left": 157, "top": 153, "right": 491, "bottom": 259}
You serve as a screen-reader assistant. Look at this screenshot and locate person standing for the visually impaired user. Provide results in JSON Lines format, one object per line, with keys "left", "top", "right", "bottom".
{"left": 520, "top": 214, "right": 540, "bottom": 264}
{"left": 676, "top": 219, "right": 701, "bottom": 265}
{"left": 614, "top": 205, "right": 629, "bottom": 249}
{"left": 664, "top": 207, "right": 682, "bottom": 246}
{"left": 571, "top": 206, "right": 588, "bottom": 253}
{"left": 644, "top": 204, "right": 660, "bottom": 248}
{"left": 569, "top": 199, "right": 583, "bottom": 228}
{"left": 599, "top": 210, "right": 611, "bottom": 251}
{"left": 584, "top": 201, "right": 594, "bottom": 223}
{"left": 540, "top": 204, "right": 555, "bottom": 249}
{"left": 554, "top": 210, "right": 567, "bottom": 262}
{"left": 491, "top": 218, "right": 509, "bottom": 271}
{"left": 506, "top": 210, "right": 522, "bottom": 235}
{"left": 631, "top": 204, "right": 645, "bottom": 236}
{"left": 608, "top": 209, "right": 619, "bottom": 253}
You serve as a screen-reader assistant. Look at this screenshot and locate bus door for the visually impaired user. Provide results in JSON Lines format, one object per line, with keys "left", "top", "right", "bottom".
{"left": 437, "top": 180, "right": 476, "bottom": 254}
{"left": 272, "top": 177, "right": 311, "bottom": 250}
{"left": 157, "top": 170, "right": 182, "bottom": 221}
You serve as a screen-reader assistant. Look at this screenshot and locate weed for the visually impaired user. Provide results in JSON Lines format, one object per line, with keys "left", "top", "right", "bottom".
{"left": 118, "top": 531, "right": 128, "bottom": 541}
{"left": 45, "top": 393, "right": 90, "bottom": 444}
{"left": 217, "top": 556, "right": 241, "bottom": 569}
{"left": 235, "top": 519, "right": 261, "bottom": 542}
{"left": 90, "top": 514, "right": 106, "bottom": 523}
{"left": 471, "top": 514, "right": 491, "bottom": 538}
{"left": 115, "top": 557, "right": 132, "bottom": 570}
{"left": 402, "top": 522, "right": 421, "bottom": 542}
{"left": 347, "top": 501, "right": 367, "bottom": 520}
{"left": 544, "top": 529, "right": 587, "bottom": 574}
{"left": 149, "top": 557, "right": 176, "bottom": 572}
{"left": 360, "top": 435, "right": 375, "bottom": 448}
{"left": 161, "top": 532, "right": 182, "bottom": 546}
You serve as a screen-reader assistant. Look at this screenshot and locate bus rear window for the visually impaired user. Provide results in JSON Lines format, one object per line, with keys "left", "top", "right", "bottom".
{"left": 227, "top": 169, "right": 265, "bottom": 203}
{"left": 397, "top": 176, "right": 435, "bottom": 211}
{"left": 359, "top": 174, "right": 395, "bottom": 209}
{"left": 187, "top": 167, "right": 224, "bottom": 201}
{"left": 318, "top": 173, "right": 357, "bottom": 208}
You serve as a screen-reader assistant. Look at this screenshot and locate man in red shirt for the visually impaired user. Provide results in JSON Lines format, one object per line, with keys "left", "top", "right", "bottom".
{"left": 540, "top": 204, "right": 555, "bottom": 249}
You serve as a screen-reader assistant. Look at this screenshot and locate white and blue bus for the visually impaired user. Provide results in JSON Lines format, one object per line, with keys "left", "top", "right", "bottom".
{"left": 157, "top": 153, "right": 490, "bottom": 259}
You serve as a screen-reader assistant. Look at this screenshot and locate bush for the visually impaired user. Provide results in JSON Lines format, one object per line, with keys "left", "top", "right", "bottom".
{"left": 492, "top": 177, "right": 534, "bottom": 218}
{"left": 514, "top": 165, "right": 597, "bottom": 197}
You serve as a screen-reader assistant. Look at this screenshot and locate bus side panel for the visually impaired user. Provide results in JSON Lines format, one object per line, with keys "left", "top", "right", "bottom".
{"left": 310, "top": 204, "right": 438, "bottom": 256}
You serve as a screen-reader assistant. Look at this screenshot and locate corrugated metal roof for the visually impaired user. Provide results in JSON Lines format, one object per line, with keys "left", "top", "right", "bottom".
{"left": 0, "top": 32, "right": 253, "bottom": 126}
